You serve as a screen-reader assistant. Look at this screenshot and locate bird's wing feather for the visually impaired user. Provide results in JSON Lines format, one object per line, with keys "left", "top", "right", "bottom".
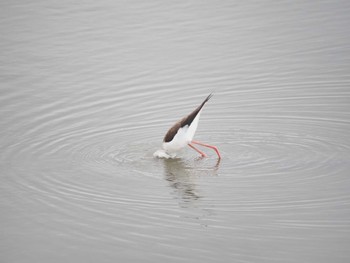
{"left": 163, "top": 93, "right": 212, "bottom": 143}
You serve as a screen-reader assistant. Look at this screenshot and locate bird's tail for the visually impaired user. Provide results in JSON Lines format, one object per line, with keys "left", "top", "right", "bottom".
{"left": 199, "top": 93, "right": 213, "bottom": 110}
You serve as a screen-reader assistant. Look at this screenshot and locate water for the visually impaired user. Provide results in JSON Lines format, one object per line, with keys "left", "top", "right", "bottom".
{"left": 1, "top": 1, "right": 350, "bottom": 262}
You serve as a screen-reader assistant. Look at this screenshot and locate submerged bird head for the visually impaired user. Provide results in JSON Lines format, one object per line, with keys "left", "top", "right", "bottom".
{"left": 153, "top": 149, "right": 176, "bottom": 159}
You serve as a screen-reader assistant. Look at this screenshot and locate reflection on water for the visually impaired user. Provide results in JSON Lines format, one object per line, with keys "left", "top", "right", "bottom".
{"left": 163, "top": 158, "right": 220, "bottom": 206}
{"left": 164, "top": 159, "right": 201, "bottom": 204}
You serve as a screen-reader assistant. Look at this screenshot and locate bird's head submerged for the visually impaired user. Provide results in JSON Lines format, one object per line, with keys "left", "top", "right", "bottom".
{"left": 153, "top": 149, "right": 177, "bottom": 159}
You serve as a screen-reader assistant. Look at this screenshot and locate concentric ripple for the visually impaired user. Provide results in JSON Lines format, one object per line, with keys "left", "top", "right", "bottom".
{"left": 2, "top": 80, "right": 350, "bottom": 263}
{"left": 217, "top": 128, "right": 350, "bottom": 177}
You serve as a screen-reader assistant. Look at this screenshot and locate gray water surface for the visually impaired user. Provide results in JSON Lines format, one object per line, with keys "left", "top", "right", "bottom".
{"left": 1, "top": 1, "right": 350, "bottom": 262}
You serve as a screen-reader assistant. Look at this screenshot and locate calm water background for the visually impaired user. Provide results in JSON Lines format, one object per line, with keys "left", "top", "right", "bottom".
{"left": 1, "top": 1, "right": 350, "bottom": 262}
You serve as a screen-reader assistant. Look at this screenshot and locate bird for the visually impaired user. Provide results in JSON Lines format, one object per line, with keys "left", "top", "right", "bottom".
{"left": 154, "top": 93, "right": 221, "bottom": 159}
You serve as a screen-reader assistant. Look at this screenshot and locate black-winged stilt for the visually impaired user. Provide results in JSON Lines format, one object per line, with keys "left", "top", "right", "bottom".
{"left": 154, "top": 94, "right": 221, "bottom": 159}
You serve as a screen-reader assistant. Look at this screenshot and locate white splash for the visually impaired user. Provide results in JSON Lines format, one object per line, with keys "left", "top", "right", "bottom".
{"left": 153, "top": 149, "right": 177, "bottom": 159}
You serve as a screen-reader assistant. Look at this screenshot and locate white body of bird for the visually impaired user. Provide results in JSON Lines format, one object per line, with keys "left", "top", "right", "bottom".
{"left": 162, "top": 110, "right": 201, "bottom": 154}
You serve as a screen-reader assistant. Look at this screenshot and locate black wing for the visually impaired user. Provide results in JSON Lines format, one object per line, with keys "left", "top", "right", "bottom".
{"left": 163, "top": 93, "right": 212, "bottom": 143}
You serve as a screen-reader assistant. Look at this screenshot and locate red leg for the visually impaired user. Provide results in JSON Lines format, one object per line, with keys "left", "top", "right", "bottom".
{"left": 192, "top": 140, "right": 221, "bottom": 159}
{"left": 188, "top": 143, "right": 208, "bottom": 157}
